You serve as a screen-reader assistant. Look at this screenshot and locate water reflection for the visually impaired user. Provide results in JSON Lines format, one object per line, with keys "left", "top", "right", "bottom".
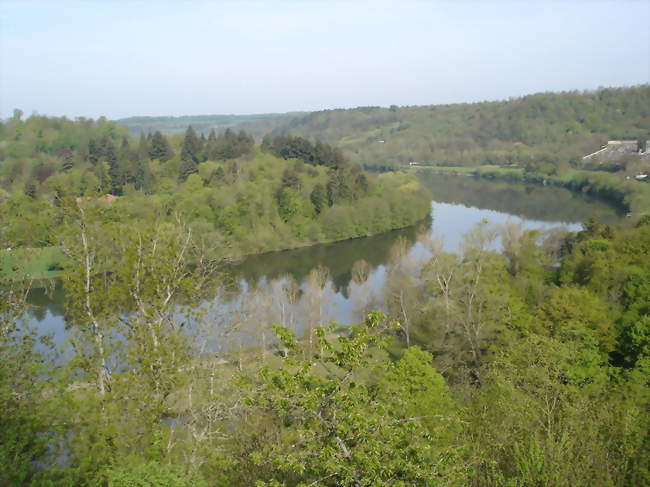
{"left": 26, "top": 175, "right": 621, "bottom": 346}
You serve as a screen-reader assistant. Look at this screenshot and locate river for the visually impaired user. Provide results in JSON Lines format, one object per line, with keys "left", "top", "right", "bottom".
{"left": 26, "top": 175, "right": 623, "bottom": 347}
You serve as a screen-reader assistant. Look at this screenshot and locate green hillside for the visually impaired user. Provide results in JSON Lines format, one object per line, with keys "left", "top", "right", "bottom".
{"left": 243, "top": 85, "right": 650, "bottom": 170}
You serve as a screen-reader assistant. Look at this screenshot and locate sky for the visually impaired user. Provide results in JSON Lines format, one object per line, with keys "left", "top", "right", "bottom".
{"left": 1, "top": 0, "right": 648, "bottom": 119}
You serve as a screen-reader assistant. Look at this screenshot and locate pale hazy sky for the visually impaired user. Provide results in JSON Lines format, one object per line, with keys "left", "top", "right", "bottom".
{"left": 1, "top": 0, "right": 648, "bottom": 119}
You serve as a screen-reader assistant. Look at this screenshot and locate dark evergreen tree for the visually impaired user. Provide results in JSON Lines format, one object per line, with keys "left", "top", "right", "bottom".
{"left": 180, "top": 126, "right": 201, "bottom": 164}
{"left": 98, "top": 136, "right": 118, "bottom": 166}
{"left": 149, "top": 131, "right": 172, "bottom": 161}
{"left": 88, "top": 138, "right": 99, "bottom": 164}
{"left": 98, "top": 136, "right": 122, "bottom": 194}
{"left": 263, "top": 134, "right": 346, "bottom": 168}
{"left": 209, "top": 128, "right": 254, "bottom": 160}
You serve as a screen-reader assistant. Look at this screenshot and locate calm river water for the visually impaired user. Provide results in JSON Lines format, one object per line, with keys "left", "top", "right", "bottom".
{"left": 26, "top": 175, "right": 623, "bottom": 346}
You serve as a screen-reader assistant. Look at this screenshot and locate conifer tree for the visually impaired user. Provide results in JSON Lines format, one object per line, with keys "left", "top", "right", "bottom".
{"left": 180, "top": 126, "right": 200, "bottom": 163}
{"left": 149, "top": 131, "right": 172, "bottom": 162}
{"left": 88, "top": 139, "right": 99, "bottom": 164}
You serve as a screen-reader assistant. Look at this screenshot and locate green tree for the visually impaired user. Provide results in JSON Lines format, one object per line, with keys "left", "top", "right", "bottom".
{"left": 180, "top": 126, "right": 201, "bottom": 164}
{"left": 149, "top": 131, "right": 172, "bottom": 162}
{"left": 468, "top": 333, "right": 646, "bottom": 486}
{"left": 310, "top": 183, "right": 325, "bottom": 214}
{"left": 232, "top": 312, "right": 467, "bottom": 485}
{"left": 98, "top": 461, "right": 205, "bottom": 487}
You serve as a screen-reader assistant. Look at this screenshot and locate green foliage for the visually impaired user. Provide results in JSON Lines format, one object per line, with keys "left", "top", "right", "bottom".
{"left": 0, "top": 116, "right": 431, "bottom": 276}
{"left": 232, "top": 314, "right": 467, "bottom": 485}
{"left": 309, "top": 182, "right": 325, "bottom": 214}
{"left": 535, "top": 286, "right": 616, "bottom": 355}
{"left": 468, "top": 334, "right": 646, "bottom": 486}
{"left": 0, "top": 278, "right": 58, "bottom": 487}
{"left": 148, "top": 131, "right": 172, "bottom": 162}
{"left": 262, "top": 134, "right": 345, "bottom": 169}
{"left": 180, "top": 125, "right": 201, "bottom": 164}
{"left": 205, "top": 128, "right": 254, "bottom": 160}
{"left": 248, "top": 85, "right": 650, "bottom": 171}
{"left": 96, "top": 461, "right": 205, "bottom": 487}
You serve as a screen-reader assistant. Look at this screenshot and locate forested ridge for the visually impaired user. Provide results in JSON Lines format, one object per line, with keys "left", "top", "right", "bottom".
{"left": 1, "top": 208, "right": 648, "bottom": 485}
{"left": 240, "top": 85, "right": 650, "bottom": 170}
{"left": 0, "top": 114, "right": 430, "bottom": 278}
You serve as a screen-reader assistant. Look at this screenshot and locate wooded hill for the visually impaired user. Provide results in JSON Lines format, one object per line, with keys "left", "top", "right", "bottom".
{"left": 240, "top": 85, "right": 650, "bottom": 170}
{"left": 113, "top": 86, "right": 650, "bottom": 171}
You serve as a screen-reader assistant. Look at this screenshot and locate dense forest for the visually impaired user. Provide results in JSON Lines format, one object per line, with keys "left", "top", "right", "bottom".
{"left": 0, "top": 114, "right": 430, "bottom": 278}
{"left": 240, "top": 85, "right": 649, "bottom": 170}
{"left": 1, "top": 210, "right": 648, "bottom": 485}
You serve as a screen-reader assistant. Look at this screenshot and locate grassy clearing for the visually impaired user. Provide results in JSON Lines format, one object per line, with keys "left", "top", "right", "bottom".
{"left": 0, "top": 246, "right": 67, "bottom": 280}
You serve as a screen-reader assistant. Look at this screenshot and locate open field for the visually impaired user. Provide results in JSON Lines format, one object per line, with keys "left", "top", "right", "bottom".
{"left": 0, "top": 246, "right": 66, "bottom": 280}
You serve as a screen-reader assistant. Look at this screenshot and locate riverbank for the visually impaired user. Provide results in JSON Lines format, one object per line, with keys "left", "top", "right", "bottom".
{"left": 2, "top": 210, "right": 431, "bottom": 283}
{"left": 413, "top": 165, "right": 650, "bottom": 214}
